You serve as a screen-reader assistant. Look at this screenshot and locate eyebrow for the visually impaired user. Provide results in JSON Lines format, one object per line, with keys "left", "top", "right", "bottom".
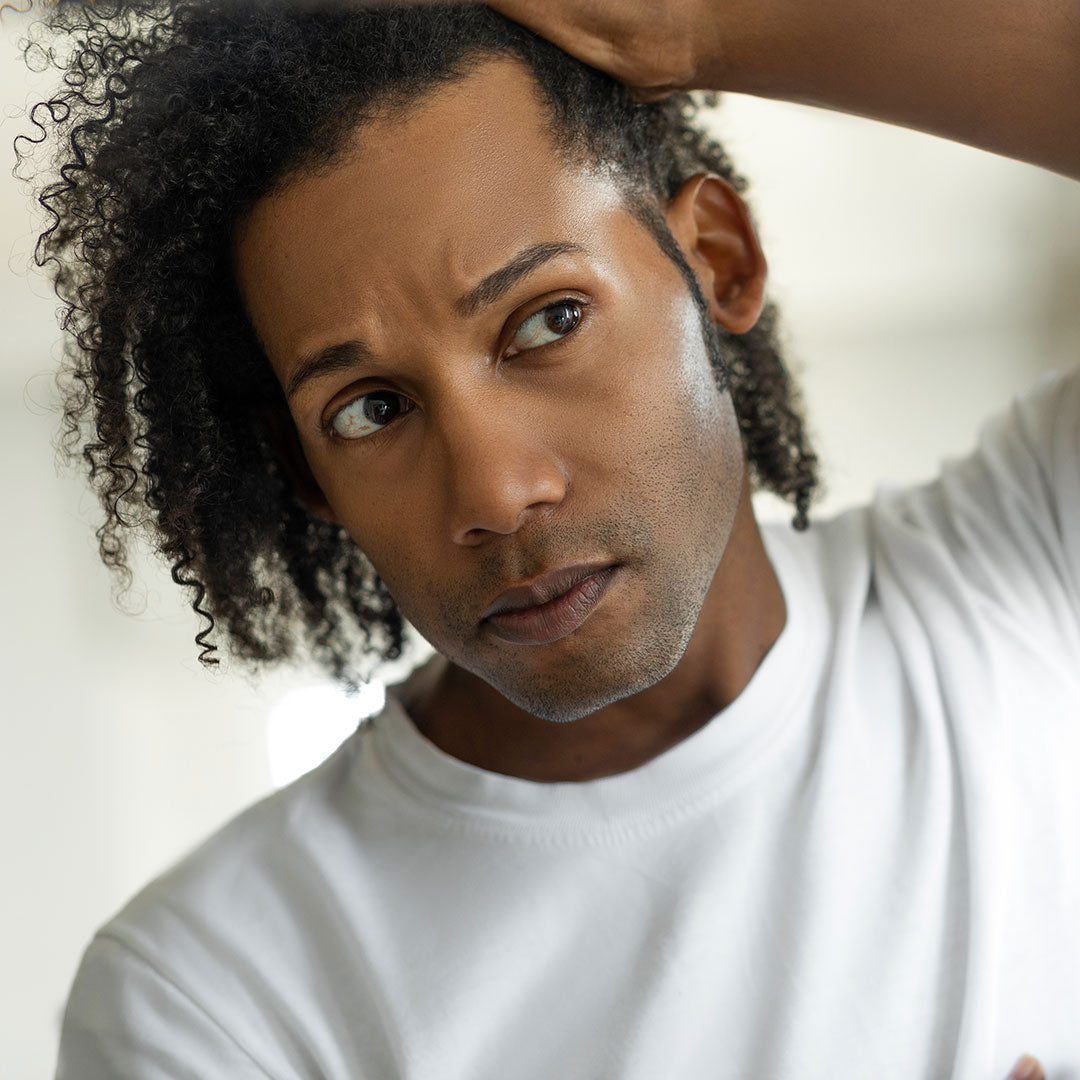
{"left": 453, "top": 240, "right": 586, "bottom": 317}
{"left": 285, "top": 240, "right": 589, "bottom": 401}
{"left": 286, "top": 340, "right": 374, "bottom": 401}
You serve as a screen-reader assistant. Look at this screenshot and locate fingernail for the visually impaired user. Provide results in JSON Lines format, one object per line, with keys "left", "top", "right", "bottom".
{"left": 1008, "top": 1054, "right": 1042, "bottom": 1080}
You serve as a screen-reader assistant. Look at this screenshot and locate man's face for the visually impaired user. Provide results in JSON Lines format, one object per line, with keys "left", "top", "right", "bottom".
{"left": 234, "top": 58, "right": 745, "bottom": 723}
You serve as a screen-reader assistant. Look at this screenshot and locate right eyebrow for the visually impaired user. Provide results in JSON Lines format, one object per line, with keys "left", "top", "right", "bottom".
{"left": 285, "top": 339, "right": 376, "bottom": 401}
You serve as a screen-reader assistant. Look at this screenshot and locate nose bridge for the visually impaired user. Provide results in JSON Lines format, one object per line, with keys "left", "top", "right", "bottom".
{"left": 433, "top": 379, "right": 567, "bottom": 544}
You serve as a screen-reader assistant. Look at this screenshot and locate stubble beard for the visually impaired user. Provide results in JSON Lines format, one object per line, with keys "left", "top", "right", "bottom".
{"left": 388, "top": 291, "right": 740, "bottom": 724}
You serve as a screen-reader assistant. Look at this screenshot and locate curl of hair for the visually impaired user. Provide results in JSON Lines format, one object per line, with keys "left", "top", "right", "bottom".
{"left": 20, "top": 0, "right": 817, "bottom": 682}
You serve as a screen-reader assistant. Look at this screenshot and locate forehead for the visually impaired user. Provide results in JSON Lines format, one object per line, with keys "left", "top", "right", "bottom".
{"left": 233, "top": 58, "right": 630, "bottom": 371}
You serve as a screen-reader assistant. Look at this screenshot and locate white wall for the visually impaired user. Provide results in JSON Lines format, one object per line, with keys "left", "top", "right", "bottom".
{"left": 713, "top": 96, "right": 1080, "bottom": 517}
{"left": 2, "top": 18, "right": 1078, "bottom": 1079}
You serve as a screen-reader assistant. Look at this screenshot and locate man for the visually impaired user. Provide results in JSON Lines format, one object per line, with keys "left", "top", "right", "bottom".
{"left": 34, "top": 0, "right": 1077, "bottom": 1076}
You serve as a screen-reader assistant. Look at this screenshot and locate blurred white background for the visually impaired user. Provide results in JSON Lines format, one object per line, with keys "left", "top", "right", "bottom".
{"left": 2, "top": 10, "right": 1079, "bottom": 1077}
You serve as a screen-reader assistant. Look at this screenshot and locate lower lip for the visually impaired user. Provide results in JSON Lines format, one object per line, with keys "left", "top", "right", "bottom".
{"left": 484, "top": 566, "right": 619, "bottom": 645}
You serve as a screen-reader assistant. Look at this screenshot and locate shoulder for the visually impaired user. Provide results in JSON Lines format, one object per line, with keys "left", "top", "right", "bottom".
{"left": 770, "top": 364, "right": 1080, "bottom": 653}
{"left": 89, "top": 724, "right": 372, "bottom": 1007}
{"left": 115, "top": 723, "right": 365, "bottom": 944}
{"left": 871, "top": 366, "right": 1080, "bottom": 628}
{"left": 57, "top": 727, "right": 371, "bottom": 1079}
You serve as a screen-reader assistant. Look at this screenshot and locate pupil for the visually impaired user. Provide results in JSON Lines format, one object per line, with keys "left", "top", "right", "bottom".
{"left": 363, "top": 393, "right": 398, "bottom": 426}
{"left": 546, "top": 302, "right": 578, "bottom": 335}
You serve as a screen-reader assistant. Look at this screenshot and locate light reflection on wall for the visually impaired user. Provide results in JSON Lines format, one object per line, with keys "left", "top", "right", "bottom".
{"left": 265, "top": 682, "right": 386, "bottom": 788}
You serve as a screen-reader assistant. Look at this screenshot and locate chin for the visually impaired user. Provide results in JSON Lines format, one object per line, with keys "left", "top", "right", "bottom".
{"left": 494, "top": 635, "right": 689, "bottom": 724}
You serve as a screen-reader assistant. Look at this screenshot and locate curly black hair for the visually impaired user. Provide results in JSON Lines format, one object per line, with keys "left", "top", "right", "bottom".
{"left": 19, "top": 0, "right": 818, "bottom": 684}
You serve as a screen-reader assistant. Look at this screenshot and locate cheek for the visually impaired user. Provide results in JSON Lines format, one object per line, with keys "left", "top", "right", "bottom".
{"left": 352, "top": 529, "right": 447, "bottom": 636}
{"left": 304, "top": 465, "right": 429, "bottom": 600}
{"left": 609, "top": 311, "right": 743, "bottom": 540}
{"left": 609, "top": 299, "right": 736, "bottom": 462}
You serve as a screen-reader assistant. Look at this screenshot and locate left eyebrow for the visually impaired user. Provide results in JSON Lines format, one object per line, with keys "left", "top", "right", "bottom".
{"left": 454, "top": 240, "right": 588, "bottom": 317}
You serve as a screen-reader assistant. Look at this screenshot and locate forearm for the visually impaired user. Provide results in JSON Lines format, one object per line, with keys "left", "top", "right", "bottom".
{"left": 716, "top": 0, "right": 1080, "bottom": 178}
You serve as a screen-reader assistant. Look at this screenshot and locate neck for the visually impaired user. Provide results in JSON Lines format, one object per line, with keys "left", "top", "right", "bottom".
{"left": 408, "top": 481, "right": 785, "bottom": 782}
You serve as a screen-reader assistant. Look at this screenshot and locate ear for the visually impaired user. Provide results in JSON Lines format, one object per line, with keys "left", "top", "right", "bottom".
{"left": 663, "top": 173, "right": 767, "bottom": 334}
{"left": 261, "top": 406, "right": 340, "bottom": 525}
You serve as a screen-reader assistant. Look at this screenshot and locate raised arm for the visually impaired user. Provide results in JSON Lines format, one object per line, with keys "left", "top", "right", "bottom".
{"left": 481, "top": 0, "right": 1080, "bottom": 179}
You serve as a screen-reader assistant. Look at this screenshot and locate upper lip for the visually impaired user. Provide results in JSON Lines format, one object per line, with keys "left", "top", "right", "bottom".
{"left": 481, "top": 561, "right": 614, "bottom": 619}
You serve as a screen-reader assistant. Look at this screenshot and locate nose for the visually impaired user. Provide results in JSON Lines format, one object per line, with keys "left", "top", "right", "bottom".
{"left": 438, "top": 397, "right": 568, "bottom": 545}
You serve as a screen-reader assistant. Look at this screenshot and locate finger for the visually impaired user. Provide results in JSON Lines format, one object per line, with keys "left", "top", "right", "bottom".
{"left": 346, "top": 0, "right": 688, "bottom": 99}
{"left": 358, "top": 0, "right": 688, "bottom": 97}
{"left": 626, "top": 84, "right": 682, "bottom": 104}
{"left": 484, "top": 0, "right": 633, "bottom": 81}
{"left": 1006, "top": 1053, "right": 1045, "bottom": 1080}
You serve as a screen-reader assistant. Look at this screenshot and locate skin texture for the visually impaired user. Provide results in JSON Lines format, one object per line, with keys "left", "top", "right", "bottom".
{"left": 234, "top": 57, "right": 784, "bottom": 781}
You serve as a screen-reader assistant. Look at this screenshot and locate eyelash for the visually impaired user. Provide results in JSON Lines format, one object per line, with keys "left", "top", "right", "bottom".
{"left": 322, "top": 295, "right": 590, "bottom": 444}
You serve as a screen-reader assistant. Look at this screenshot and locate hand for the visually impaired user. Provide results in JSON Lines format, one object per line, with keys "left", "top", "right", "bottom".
{"left": 476, "top": 0, "right": 1080, "bottom": 180}
{"left": 475, "top": 0, "right": 729, "bottom": 100}
{"left": 1006, "top": 1054, "right": 1045, "bottom": 1080}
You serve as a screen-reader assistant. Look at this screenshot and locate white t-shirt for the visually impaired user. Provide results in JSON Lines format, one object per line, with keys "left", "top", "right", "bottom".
{"left": 56, "top": 369, "right": 1080, "bottom": 1080}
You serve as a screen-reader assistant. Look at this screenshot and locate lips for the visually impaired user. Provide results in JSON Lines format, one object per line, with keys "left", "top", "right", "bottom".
{"left": 481, "top": 561, "right": 615, "bottom": 619}
{"left": 481, "top": 563, "right": 620, "bottom": 646}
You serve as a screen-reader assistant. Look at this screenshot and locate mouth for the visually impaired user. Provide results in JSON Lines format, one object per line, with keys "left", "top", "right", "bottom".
{"left": 481, "top": 563, "right": 620, "bottom": 646}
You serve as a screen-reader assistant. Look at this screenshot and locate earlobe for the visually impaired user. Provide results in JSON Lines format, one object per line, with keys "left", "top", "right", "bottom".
{"left": 261, "top": 406, "right": 340, "bottom": 525}
{"left": 664, "top": 173, "right": 768, "bottom": 334}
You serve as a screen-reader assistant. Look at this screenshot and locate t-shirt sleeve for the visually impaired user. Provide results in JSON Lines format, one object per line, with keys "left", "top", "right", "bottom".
{"left": 56, "top": 933, "right": 277, "bottom": 1080}
{"left": 880, "top": 364, "right": 1080, "bottom": 650}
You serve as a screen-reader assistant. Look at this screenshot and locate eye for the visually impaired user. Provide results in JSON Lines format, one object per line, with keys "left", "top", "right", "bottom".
{"left": 329, "top": 389, "right": 411, "bottom": 440}
{"left": 507, "top": 298, "right": 583, "bottom": 356}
